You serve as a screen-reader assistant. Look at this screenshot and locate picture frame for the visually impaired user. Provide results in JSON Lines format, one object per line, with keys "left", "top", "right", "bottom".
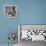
{"left": 4, "top": 5, "right": 17, "bottom": 18}
{"left": 18, "top": 24, "right": 46, "bottom": 41}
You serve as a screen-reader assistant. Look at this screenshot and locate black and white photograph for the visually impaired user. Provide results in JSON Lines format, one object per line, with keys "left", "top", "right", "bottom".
{"left": 4, "top": 5, "right": 17, "bottom": 18}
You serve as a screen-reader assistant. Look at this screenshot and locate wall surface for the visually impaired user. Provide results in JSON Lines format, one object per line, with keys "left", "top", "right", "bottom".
{"left": 0, "top": 0, "right": 46, "bottom": 45}
{"left": 19, "top": 0, "right": 46, "bottom": 24}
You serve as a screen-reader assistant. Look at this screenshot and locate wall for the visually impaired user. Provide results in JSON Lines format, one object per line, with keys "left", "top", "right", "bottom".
{"left": 19, "top": 0, "right": 46, "bottom": 24}
{"left": 0, "top": 0, "right": 19, "bottom": 44}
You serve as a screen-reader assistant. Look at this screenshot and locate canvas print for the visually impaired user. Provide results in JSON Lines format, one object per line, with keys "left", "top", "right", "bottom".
{"left": 4, "top": 5, "right": 17, "bottom": 18}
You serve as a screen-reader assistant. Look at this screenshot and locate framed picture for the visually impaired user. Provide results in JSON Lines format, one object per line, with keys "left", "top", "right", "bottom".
{"left": 18, "top": 24, "right": 46, "bottom": 41}
{"left": 4, "top": 5, "right": 17, "bottom": 18}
